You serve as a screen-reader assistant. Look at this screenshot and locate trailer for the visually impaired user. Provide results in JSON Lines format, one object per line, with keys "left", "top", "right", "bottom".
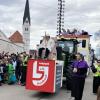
{"left": 26, "top": 59, "right": 64, "bottom": 93}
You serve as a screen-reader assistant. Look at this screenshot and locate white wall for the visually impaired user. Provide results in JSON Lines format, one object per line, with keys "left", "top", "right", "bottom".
{"left": 0, "top": 40, "right": 24, "bottom": 54}
{"left": 23, "top": 18, "right": 30, "bottom": 53}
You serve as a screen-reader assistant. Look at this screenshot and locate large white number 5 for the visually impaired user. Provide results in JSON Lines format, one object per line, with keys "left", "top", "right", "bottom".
{"left": 32, "top": 61, "right": 49, "bottom": 86}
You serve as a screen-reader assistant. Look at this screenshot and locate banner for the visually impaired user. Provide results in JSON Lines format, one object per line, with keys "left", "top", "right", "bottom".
{"left": 26, "top": 59, "right": 55, "bottom": 93}
{"left": 55, "top": 64, "right": 63, "bottom": 91}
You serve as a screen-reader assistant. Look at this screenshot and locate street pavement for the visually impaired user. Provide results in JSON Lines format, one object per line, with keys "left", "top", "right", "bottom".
{"left": 0, "top": 76, "right": 96, "bottom": 100}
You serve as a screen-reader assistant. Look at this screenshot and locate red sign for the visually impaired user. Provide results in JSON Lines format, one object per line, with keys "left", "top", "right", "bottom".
{"left": 26, "top": 59, "right": 56, "bottom": 93}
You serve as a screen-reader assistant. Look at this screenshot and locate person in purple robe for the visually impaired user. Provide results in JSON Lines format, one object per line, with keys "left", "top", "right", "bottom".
{"left": 70, "top": 53, "right": 89, "bottom": 100}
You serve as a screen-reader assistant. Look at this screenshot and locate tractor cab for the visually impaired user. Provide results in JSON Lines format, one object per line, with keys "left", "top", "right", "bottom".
{"left": 56, "top": 36, "right": 78, "bottom": 81}
{"left": 57, "top": 38, "right": 78, "bottom": 65}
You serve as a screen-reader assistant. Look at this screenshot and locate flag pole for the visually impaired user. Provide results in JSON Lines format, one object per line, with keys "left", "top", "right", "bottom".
{"left": 43, "top": 31, "right": 47, "bottom": 59}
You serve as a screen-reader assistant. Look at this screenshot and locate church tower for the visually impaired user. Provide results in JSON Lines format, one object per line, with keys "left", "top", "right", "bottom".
{"left": 23, "top": 0, "right": 31, "bottom": 53}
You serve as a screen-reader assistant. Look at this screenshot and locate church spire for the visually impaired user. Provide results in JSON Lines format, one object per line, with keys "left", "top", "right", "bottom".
{"left": 23, "top": 0, "right": 30, "bottom": 25}
{"left": 23, "top": 0, "right": 31, "bottom": 53}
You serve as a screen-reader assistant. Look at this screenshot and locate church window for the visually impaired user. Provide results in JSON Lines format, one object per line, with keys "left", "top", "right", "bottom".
{"left": 25, "top": 28, "right": 28, "bottom": 31}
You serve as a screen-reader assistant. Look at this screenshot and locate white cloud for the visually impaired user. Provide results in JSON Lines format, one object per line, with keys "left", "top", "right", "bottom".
{"left": 0, "top": 0, "right": 100, "bottom": 49}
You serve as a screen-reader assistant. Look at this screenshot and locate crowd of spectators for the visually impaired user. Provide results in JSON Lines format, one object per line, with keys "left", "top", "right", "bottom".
{"left": 0, "top": 51, "right": 29, "bottom": 86}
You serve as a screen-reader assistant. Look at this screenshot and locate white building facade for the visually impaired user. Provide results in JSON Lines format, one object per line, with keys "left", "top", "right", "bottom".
{"left": 0, "top": 30, "right": 24, "bottom": 54}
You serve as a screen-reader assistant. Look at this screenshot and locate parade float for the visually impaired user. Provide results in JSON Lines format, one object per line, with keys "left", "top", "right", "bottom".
{"left": 26, "top": 32, "right": 93, "bottom": 93}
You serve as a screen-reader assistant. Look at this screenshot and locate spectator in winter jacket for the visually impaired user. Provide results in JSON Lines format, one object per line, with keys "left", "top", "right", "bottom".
{"left": 92, "top": 60, "right": 100, "bottom": 94}
{"left": 15, "top": 55, "right": 22, "bottom": 84}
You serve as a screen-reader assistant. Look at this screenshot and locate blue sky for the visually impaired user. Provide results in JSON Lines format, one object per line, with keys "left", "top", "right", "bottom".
{"left": 0, "top": 0, "right": 100, "bottom": 49}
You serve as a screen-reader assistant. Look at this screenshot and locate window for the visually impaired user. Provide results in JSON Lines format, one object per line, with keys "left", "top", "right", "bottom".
{"left": 82, "top": 40, "right": 86, "bottom": 48}
{"left": 57, "top": 41, "right": 74, "bottom": 53}
{"left": 25, "top": 28, "right": 28, "bottom": 31}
